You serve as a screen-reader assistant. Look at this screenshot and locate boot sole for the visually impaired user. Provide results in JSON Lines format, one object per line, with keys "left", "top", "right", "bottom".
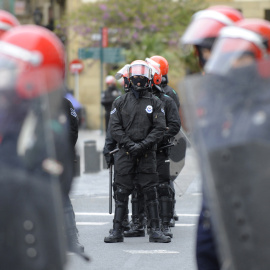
{"left": 149, "top": 238, "right": 171, "bottom": 243}
{"left": 104, "top": 238, "right": 124, "bottom": 243}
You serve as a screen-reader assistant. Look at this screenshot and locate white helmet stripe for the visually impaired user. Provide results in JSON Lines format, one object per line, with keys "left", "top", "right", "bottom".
{"left": 220, "top": 26, "right": 266, "bottom": 52}
{"left": 0, "top": 41, "right": 43, "bottom": 66}
{"left": 0, "top": 21, "right": 12, "bottom": 31}
{"left": 193, "top": 10, "right": 235, "bottom": 26}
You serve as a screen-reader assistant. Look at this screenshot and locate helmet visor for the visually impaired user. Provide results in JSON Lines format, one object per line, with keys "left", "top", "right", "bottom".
{"left": 115, "top": 64, "right": 130, "bottom": 80}
{"left": 205, "top": 37, "right": 261, "bottom": 75}
{"left": 129, "top": 64, "right": 151, "bottom": 79}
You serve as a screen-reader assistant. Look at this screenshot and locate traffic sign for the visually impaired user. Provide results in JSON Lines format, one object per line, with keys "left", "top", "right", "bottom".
{"left": 69, "top": 59, "right": 84, "bottom": 74}
{"left": 78, "top": 47, "right": 125, "bottom": 63}
{"left": 78, "top": 48, "right": 100, "bottom": 60}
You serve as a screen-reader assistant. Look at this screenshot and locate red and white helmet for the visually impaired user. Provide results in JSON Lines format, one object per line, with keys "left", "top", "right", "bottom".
{"left": 0, "top": 25, "right": 65, "bottom": 99}
{"left": 105, "top": 75, "right": 116, "bottom": 85}
{"left": 205, "top": 19, "right": 270, "bottom": 75}
{"left": 145, "top": 57, "right": 162, "bottom": 85}
{"left": 0, "top": 10, "right": 20, "bottom": 38}
{"left": 181, "top": 6, "right": 243, "bottom": 48}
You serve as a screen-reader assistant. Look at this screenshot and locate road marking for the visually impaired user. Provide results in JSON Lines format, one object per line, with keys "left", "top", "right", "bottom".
{"left": 191, "top": 193, "right": 202, "bottom": 196}
{"left": 75, "top": 212, "right": 199, "bottom": 217}
{"left": 76, "top": 222, "right": 109, "bottom": 225}
{"left": 124, "top": 250, "right": 179, "bottom": 254}
{"left": 175, "top": 224, "right": 195, "bottom": 227}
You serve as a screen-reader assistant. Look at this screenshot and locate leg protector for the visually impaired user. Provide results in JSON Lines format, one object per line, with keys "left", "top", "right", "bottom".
{"left": 157, "top": 183, "right": 173, "bottom": 224}
{"left": 143, "top": 186, "right": 160, "bottom": 229}
{"left": 113, "top": 186, "right": 130, "bottom": 231}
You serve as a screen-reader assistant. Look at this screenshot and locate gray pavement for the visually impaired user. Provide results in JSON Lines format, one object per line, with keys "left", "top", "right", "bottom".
{"left": 66, "top": 129, "right": 202, "bottom": 270}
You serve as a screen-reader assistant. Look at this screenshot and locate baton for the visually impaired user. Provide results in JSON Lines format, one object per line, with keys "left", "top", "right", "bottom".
{"left": 109, "top": 163, "right": 113, "bottom": 214}
{"left": 158, "top": 143, "right": 175, "bottom": 151}
{"left": 108, "top": 148, "right": 119, "bottom": 214}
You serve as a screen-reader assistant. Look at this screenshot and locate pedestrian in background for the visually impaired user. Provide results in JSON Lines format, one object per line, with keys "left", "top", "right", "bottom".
{"left": 101, "top": 75, "right": 122, "bottom": 132}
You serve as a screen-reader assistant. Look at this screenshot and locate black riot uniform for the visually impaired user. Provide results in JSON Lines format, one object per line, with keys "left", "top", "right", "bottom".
{"left": 104, "top": 73, "right": 171, "bottom": 243}
{"left": 62, "top": 97, "right": 85, "bottom": 254}
{"left": 124, "top": 85, "right": 181, "bottom": 238}
{"left": 155, "top": 89, "right": 181, "bottom": 237}
{"left": 160, "top": 75, "right": 181, "bottom": 226}
{"left": 161, "top": 75, "right": 180, "bottom": 110}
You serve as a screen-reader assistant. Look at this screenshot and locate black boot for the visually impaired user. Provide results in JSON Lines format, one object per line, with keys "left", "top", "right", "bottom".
{"left": 159, "top": 196, "right": 173, "bottom": 238}
{"left": 104, "top": 228, "right": 123, "bottom": 243}
{"left": 124, "top": 219, "right": 145, "bottom": 237}
{"left": 144, "top": 187, "right": 171, "bottom": 243}
{"left": 104, "top": 189, "right": 128, "bottom": 243}
{"left": 162, "top": 223, "right": 173, "bottom": 238}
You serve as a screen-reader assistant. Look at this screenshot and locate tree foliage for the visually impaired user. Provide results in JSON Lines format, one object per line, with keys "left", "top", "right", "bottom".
{"left": 56, "top": 0, "right": 206, "bottom": 83}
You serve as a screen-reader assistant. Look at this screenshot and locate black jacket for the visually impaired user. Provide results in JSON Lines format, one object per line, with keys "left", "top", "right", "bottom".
{"left": 109, "top": 90, "right": 166, "bottom": 149}
{"left": 157, "top": 93, "right": 181, "bottom": 146}
{"left": 101, "top": 86, "right": 122, "bottom": 113}
{"left": 161, "top": 84, "right": 180, "bottom": 110}
{"left": 63, "top": 98, "right": 79, "bottom": 147}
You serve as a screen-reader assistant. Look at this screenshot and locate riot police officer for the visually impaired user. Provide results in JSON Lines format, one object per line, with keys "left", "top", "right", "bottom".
{"left": 104, "top": 60, "right": 170, "bottom": 243}
{"left": 181, "top": 5, "right": 244, "bottom": 270}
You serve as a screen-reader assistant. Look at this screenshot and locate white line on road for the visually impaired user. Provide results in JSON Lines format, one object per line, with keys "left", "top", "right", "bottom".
{"left": 191, "top": 193, "right": 202, "bottom": 196}
{"left": 124, "top": 250, "right": 179, "bottom": 254}
{"left": 75, "top": 212, "right": 199, "bottom": 217}
{"left": 175, "top": 224, "right": 195, "bottom": 227}
{"left": 76, "top": 222, "right": 109, "bottom": 225}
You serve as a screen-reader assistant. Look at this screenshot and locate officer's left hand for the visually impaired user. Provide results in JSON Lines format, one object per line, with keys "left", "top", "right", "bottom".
{"left": 128, "top": 143, "right": 144, "bottom": 157}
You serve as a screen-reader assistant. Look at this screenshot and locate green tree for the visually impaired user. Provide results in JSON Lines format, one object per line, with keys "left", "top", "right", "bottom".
{"left": 56, "top": 0, "right": 206, "bottom": 85}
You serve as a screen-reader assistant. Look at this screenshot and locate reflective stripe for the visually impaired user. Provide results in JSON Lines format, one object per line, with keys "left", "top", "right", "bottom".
{"left": 0, "top": 21, "right": 12, "bottom": 31}
{"left": 193, "top": 10, "right": 235, "bottom": 26}
{"left": 220, "top": 26, "right": 266, "bottom": 52}
{"left": 0, "top": 41, "right": 43, "bottom": 66}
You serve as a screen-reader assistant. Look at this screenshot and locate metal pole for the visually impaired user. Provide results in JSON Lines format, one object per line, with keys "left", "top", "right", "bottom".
{"left": 9, "top": 0, "right": 14, "bottom": 14}
{"left": 100, "top": 27, "right": 104, "bottom": 135}
{"left": 74, "top": 70, "right": 79, "bottom": 100}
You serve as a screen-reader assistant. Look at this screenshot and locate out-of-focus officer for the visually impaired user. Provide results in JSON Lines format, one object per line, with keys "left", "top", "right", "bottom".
{"left": 101, "top": 75, "right": 122, "bottom": 132}
{"left": 181, "top": 5, "right": 244, "bottom": 270}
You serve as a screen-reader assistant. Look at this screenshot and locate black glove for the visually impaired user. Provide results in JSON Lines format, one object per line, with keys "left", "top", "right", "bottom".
{"left": 104, "top": 154, "right": 114, "bottom": 168}
{"left": 128, "top": 143, "right": 145, "bottom": 157}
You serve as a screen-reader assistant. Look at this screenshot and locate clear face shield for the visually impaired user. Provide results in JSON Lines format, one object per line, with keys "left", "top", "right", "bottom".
{"left": 205, "top": 26, "right": 265, "bottom": 76}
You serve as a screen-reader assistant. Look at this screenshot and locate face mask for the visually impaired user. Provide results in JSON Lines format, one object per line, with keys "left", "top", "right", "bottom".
{"left": 130, "top": 76, "right": 149, "bottom": 91}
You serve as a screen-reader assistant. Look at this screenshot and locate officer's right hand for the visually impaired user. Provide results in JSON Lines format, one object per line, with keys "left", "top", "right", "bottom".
{"left": 104, "top": 154, "right": 114, "bottom": 168}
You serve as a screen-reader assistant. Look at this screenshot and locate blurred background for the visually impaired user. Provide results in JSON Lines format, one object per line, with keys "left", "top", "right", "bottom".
{"left": 2, "top": 0, "right": 270, "bottom": 131}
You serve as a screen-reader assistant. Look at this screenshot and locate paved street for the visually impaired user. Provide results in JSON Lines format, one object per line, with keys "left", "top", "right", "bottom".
{"left": 65, "top": 129, "right": 202, "bottom": 270}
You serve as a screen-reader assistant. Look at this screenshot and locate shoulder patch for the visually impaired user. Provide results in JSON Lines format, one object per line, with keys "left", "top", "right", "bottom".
{"left": 164, "top": 94, "right": 170, "bottom": 98}
{"left": 70, "top": 108, "right": 77, "bottom": 118}
{"left": 172, "top": 89, "right": 176, "bottom": 95}
{"left": 115, "top": 96, "right": 121, "bottom": 101}
{"left": 154, "top": 96, "right": 160, "bottom": 100}
{"left": 110, "top": 108, "right": 117, "bottom": 115}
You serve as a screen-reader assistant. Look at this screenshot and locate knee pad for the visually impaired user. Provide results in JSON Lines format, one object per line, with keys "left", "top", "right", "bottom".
{"left": 158, "top": 183, "right": 172, "bottom": 198}
{"left": 143, "top": 186, "right": 158, "bottom": 201}
{"left": 114, "top": 185, "right": 130, "bottom": 202}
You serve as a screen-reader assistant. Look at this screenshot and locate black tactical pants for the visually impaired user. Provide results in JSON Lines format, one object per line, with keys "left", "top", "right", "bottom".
{"left": 114, "top": 148, "right": 158, "bottom": 192}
